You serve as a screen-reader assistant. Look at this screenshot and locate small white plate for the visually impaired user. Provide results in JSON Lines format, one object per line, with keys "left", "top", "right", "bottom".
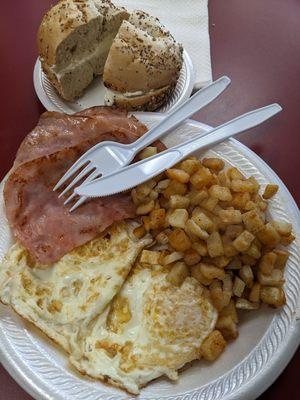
{"left": 0, "top": 115, "right": 299, "bottom": 400}
{"left": 33, "top": 50, "right": 195, "bottom": 114}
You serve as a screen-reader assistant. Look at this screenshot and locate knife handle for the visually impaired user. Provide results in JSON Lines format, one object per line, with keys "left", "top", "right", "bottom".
{"left": 174, "top": 103, "right": 282, "bottom": 159}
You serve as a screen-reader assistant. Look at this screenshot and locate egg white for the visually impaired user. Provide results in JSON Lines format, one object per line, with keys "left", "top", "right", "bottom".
{"left": 0, "top": 222, "right": 151, "bottom": 352}
{"left": 70, "top": 264, "right": 218, "bottom": 394}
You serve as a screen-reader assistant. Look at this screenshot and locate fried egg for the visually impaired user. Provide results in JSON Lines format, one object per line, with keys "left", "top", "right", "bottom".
{"left": 0, "top": 222, "right": 151, "bottom": 352}
{"left": 70, "top": 264, "right": 217, "bottom": 394}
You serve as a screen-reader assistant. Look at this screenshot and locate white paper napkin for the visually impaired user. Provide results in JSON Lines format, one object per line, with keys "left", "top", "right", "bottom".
{"left": 115, "top": 0, "right": 212, "bottom": 89}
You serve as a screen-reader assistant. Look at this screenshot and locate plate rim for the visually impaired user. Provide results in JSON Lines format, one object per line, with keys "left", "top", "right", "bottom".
{"left": 33, "top": 50, "right": 195, "bottom": 114}
{"left": 0, "top": 116, "right": 299, "bottom": 400}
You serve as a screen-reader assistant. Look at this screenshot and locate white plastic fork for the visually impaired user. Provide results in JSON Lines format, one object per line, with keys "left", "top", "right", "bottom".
{"left": 53, "top": 76, "right": 231, "bottom": 211}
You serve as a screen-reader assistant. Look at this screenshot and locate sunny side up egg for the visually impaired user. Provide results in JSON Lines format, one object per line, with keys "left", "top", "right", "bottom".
{"left": 0, "top": 222, "right": 152, "bottom": 353}
{"left": 70, "top": 264, "right": 218, "bottom": 394}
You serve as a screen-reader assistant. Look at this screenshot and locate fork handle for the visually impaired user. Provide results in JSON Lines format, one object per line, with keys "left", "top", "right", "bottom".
{"left": 131, "top": 76, "right": 231, "bottom": 152}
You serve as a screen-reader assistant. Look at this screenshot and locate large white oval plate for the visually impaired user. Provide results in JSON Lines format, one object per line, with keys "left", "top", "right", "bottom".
{"left": 0, "top": 114, "right": 299, "bottom": 400}
{"left": 33, "top": 50, "right": 195, "bottom": 114}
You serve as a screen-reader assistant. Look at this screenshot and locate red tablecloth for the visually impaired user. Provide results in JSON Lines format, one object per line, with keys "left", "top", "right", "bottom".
{"left": 0, "top": 1, "right": 299, "bottom": 399}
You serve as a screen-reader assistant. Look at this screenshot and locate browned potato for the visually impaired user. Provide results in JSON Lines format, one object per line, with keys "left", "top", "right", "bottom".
{"left": 200, "top": 263, "right": 226, "bottom": 280}
{"left": 249, "top": 283, "right": 261, "bottom": 303}
{"left": 166, "top": 209, "right": 189, "bottom": 229}
{"left": 273, "top": 250, "right": 289, "bottom": 269}
{"left": 260, "top": 286, "right": 286, "bottom": 307}
{"left": 138, "top": 146, "right": 158, "bottom": 160}
{"left": 239, "top": 265, "right": 254, "bottom": 288}
{"left": 190, "top": 264, "right": 213, "bottom": 286}
{"left": 207, "top": 232, "right": 224, "bottom": 257}
{"left": 257, "top": 269, "right": 285, "bottom": 286}
{"left": 149, "top": 208, "right": 166, "bottom": 229}
{"left": 188, "top": 189, "right": 208, "bottom": 206}
{"left": 219, "top": 209, "right": 242, "bottom": 225}
{"left": 136, "top": 200, "right": 155, "bottom": 215}
{"left": 233, "top": 230, "right": 255, "bottom": 252}
{"left": 271, "top": 221, "right": 292, "bottom": 236}
{"left": 179, "top": 158, "right": 200, "bottom": 175}
{"left": 192, "top": 240, "right": 208, "bottom": 256}
{"left": 258, "top": 252, "right": 277, "bottom": 275}
{"left": 140, "top": 250, "right": 161, "bottom": 265}
{"left": 257, "top": 223, "right": 281, "bottom": 247}
{"left": 202, "top": 157, "right": 225, "bottom": 172}
{"left": 190, "top": 167, "right": 213, "bottom": 190}
{"left": 220, "top": 300, "right": 238, "bottom": 323}
{"left": 133, "top": 225, "right": 146, "bottom": 239}
{"left": 209, "top": 185, "right": 232, "bottom": 201}
{"left": 163, "top": 180, "right": 187, "bottom": 198}
{"left": 262, "top": 184, "right": 279, "bottom": 199}
{"left": 235, "top": 298, "right": 259, "bottom": 310}
{"left": 216, "top": 315, "right": 238, "bottom": 340}
{"left": 184, "top": 249, "right": 201, "bottom": 266}
{"left": 242, "top": 210, "right": 265, "bottom": 234}
{"left": 233, "top": 276, "right": 245, "bottom": 297}
{"left": 201, "top": 330, "right": 227, "bottom": 361}
{"left": 166, "top": 168, "right": 190, "bottom": 183}
{"left": 167, "top": 262, "right": 190, "bottom": 286}
{"left": 169, "top": 194, "right": 190, "bottom": 209}
{"left": 169, "top": 228, "right": 192, "bottom": 252}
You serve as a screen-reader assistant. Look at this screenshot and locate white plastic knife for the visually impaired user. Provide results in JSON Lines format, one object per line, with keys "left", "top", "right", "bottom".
{"left": 75, "top": 104, "right": 282, "bottom": 198}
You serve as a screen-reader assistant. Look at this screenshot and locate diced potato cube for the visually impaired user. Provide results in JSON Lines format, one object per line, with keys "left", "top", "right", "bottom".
{"left": 136, "top": 200, "right": 155, "bottom": 215}
{"left": 240, "top": 254, "right": 257, "bottom": 266}
{"left": 200, "top": 197, "right": 219, "bottom": 212}
{"left": 257, "top": 223, "right": 281, "bottom": 247}
{"left": 244, "top": 200, "right": 257, "bottom": 211}
{"left": 202, "top": 157, "right": 225, "bottom": 172}
{"left": 166, "top": 168, "right": 190, "bottom": 183}
{"left": 179, "top": 158, "right": 200, "bottom": 175}
{"left": 166, "top": 262, "right": 189, "bottom": 286}
{"left": 209, "top": 185, "right": 232, "bottom": 201}
{"left": 186, "top": 219, "right": 209, "bottom": 240}
{"left": 200, "top": 263, "right": 225, "bottom": 280}
{"left": 201, "top": 330, "right": 227, "bottom": 361}
{"left": 262, "top": 184, "right": 279, "bottom": 199}
{"left": 271, "top": 221, "right": 292, "bottom": 236}
{"left": 166, "top": 209, "right": 189, "bottom": 229}
{"left": 273, "top": 250, "right": 289, "bottom": 269}
{"left": 227, "top": 167, "right": 244, "bottom": 180}
{"left": 188, "top": 189, "right": 208, "bottom": 206}
{"left": 218, "top": 170, "right": 231, "bottom": 187}
{"left": 216, "top": 315, "right": 238, "bottom": 340}
{"left": 211, "top": 256, "right": 231, "bottom": 268}
{"left": 233, "top": 230, "right": 255, "bottom": 252}
{"left": 219, "top": 209, "right": 242, "bottom": 225}
{"left": 233, "top": 276, "right": 245, "bottom": 297}
{"left": 280, "top": 233, "right": 295, "bottom": 246}
{"left": 225, "top": 224, "right": 244, "bottom": 239}
{"left": 163, "top": 251, "right": 184, "bottom": 265}
{"left": 168, "top": 194, "right": 190, "bottom": 209}
{"left": 242, "top": 210, "right": 265, "bottom": 234}
{"left": 155, "top": 230, "right": 169, "bottom": 245}
{"left": 249, "top": 283, "right": 261, "bottom": 303}
{"left": 184, "top": 249, "right": 201, "bottom": 266}
{"left": 140, "top": 250, "right": 161, "bottom": 265}
{"left": 226, "top": 257, "right": 242, "bottom": 270}
{"left": 210, "top": 280, "right": 225, "bottom": 311}
{"left": 248, "top": 176, "right": 260, "bottom": 193}
{"left": 207, "top": 232, "right": 224, "bottom": 257}
{"left": 192, "top": 240, "right": 208, "bottom": 256}
{"left": 143, "top": 217, "right": 154, "bottom": 233}
{"left": 138, "top": 146, "right": 158, "bottom": 160}
{"left": 223, "top": 274, "right": 233, "bottom": 292}
{"left": 257, "top": 269, "right": 285, "bottom": 286}
{"left": 148, "top": 190, "right": 159, "bottom": 200}
{"left": 222, "top": 236, "right": 239, "bottom": 257}
{"left": 131, "top": 188, "right": 145, "bottom": 205}
{"left": 220, "top": 300, "right": 238, "bottom": 323}
{"left": 163, "top": 181, "right": 187, "bottom": 198}
{"left": 137, "top": 179, "right": 156, "bottom": 195}
{"left": 156, "top": 179, "right": 170, "bottom": 192}
{"left": 231, "top": 179, "right": 255, "bottom": 193}
{"left": 149, "top": 208, "right": 166, "bottom": 229}
{"left": 258, "top": 252, "right": 277, "bottom": 275}
{"left": 190, "top": 167, "right": 213, "bottom": 190}
{"left": 133, "top": 225, "right": 146, "bottom": 239}
{"left": 192, "top": 208, "right": 214, "bottom": 231}
{"left": 231, "top": 192, "right": 251, "bottom": 210}
{"left": 245, "top": 242, "right": 261, "bottom": 259}
{"left": 191, "top": 264, "right": 213, "bottom": 286}
{"left": 239, "top": 265, "right": 254, "bottom": 288}
{"left": 169, "top": 228, "right": 192, "bottom": 252}
{"left": 235, "top": 298, "right": 259, "bottom": 310}
{"left": 260, "top": 286, "right": 286, "bottom": 307}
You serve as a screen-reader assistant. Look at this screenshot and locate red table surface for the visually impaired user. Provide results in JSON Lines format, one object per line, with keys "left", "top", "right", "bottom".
{"left": 0, "top": 1, "right": 299, "bottom": 399}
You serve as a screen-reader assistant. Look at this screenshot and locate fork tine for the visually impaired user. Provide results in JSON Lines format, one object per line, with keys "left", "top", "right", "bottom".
{"left": 53, "top": 159, "right": 89, "bottom": 191}
{"left": 58, "top": 163, "right": 94, "bottom": 198}
{"left": 63, "top": 170, "right": 101, "bottom": 206}
{"left": 69, "top": 196, "right": 87, "bottom": 212}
